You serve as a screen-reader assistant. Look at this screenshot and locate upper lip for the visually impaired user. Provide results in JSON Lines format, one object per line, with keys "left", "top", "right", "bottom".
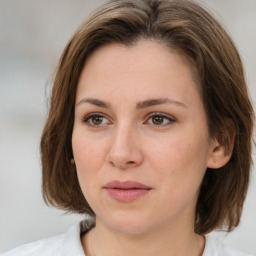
{"left": 104, "top": 180, "right": 151, "bottom": 190}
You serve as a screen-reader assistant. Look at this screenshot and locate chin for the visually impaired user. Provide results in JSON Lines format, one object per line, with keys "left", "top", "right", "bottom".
{"left": 97, "top": 210, "right": 158, "bottom": 235}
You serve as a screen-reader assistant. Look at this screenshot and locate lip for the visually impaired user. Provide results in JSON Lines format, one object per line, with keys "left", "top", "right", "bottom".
{"left": 103, "top": 180, "right": 152, "bottom": 202}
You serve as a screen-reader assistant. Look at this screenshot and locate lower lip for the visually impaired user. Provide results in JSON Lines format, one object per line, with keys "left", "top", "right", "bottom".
{"left": 105, "top": 188, "right": 151, "bottom": 202}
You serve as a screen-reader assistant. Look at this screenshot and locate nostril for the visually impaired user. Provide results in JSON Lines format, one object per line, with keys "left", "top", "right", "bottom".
{"left": 127, "top": 161, "right": 135, "bottom": 164}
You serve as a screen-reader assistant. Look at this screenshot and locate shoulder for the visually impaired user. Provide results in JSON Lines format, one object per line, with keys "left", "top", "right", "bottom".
{"left": 2, "top": 233, "right": 65, "bottom": 256}
{"left": 2, "top": 218, "right": 95, "bottom": 256}
{"left": 203, "top": 236, "right": 255, "bottom": 256}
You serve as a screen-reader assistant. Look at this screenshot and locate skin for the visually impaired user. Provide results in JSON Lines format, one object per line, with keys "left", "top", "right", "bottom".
{"left": 72, "top": 40, "right": 231, "bottom": 256}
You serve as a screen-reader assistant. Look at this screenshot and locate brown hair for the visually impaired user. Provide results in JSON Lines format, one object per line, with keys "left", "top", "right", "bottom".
{"left": 40, "top": 0, "right": 255, "bottom": 234}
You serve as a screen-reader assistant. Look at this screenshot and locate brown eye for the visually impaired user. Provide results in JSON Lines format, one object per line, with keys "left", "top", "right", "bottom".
{"left": 82, "top": 113, "right": 110, "bottom": 127}
{"left": 152, "top": 116, "right": 164, "bottom": 125}
{"left": 91, "top": 116, "right": 104, "bottom": 125}
{"left": 146, "top": 113, "right": 175, "bottom": 127}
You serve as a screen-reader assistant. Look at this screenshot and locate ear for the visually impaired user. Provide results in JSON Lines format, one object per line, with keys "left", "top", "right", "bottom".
{"left": 207, "top": 120, "right": 236, "bottom": 169}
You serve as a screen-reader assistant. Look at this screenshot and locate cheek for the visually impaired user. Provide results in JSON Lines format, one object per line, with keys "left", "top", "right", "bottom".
{"left": 72, "top": 133, "right": 106, "bottom": 190}
{"left": 72, "top": 134, "right": 104, "bottom": 207}
{"left": 146, "top": 131, "right": 209, "bottom": 184}
{"left": 155, "top": 140, "right": 208, "bottom": 204}
{"left": 72, "top": 130, "right": 106, "bottom": 165}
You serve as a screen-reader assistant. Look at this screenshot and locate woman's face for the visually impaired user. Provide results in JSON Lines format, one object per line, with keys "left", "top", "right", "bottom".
{"left": 72, "top": 40, "right": 217, "bottom": 235}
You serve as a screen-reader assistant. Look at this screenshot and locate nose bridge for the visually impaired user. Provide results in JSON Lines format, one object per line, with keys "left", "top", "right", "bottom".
{"left": 106, "top": 122, "right": 143, "bottom": 168}
{"left": 110, "top": 122, "right": 136, "bottom": 157}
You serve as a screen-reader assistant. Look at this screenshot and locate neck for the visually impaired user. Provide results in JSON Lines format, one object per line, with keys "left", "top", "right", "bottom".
{"left": 83, "top": 217, "right": 205, "bottom": 256}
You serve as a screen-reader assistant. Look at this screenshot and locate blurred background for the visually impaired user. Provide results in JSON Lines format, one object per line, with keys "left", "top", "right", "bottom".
{"left": 0, "top": 0, "right": 255, "bottom": 254}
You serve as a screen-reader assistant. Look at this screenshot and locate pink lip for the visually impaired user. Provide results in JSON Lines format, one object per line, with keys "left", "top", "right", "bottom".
{"left": 104, "top": 180, "right": 152, "bottom": 202}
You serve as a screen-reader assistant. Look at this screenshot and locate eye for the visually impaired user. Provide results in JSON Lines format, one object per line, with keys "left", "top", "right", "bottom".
{"left": 146, "top": 113, "right": 175, "bottom": 127}
{"left": 82, "top": 113, "right": 111, "bottom": 127}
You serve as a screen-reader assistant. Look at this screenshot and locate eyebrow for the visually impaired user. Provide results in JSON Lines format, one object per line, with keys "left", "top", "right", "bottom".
{"left": 136, "top": 98, "right": 187, "bottom": 109}
{"left": 76, "top": 97, "right": 186, "bottom": 109}
{"left": 76, "top": 98, "right": 111, "bottom": 108}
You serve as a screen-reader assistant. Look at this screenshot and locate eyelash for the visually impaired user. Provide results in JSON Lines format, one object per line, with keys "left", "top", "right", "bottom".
{"left": 81, "top": 112, "right": 175, "bottom": 128}
{"left": 81, "top": 112, "right": 111, "bottom": 128}
{"left": 146, "top": 112, "right": 176, "bottom": 127}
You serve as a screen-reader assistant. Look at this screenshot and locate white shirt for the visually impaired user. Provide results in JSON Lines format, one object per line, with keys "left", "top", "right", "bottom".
{"left": 2, "top": 219, "right": 254, "bottom": 256}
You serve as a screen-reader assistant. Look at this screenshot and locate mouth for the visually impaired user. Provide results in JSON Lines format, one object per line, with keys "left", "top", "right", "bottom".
{"left": 103, "top": 180, "right": 152, "bottom": 202}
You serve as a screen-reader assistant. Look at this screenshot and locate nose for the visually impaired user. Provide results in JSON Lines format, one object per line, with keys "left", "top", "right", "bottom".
{"left": 106, "top": 125, "right": 143, "bottom": 170}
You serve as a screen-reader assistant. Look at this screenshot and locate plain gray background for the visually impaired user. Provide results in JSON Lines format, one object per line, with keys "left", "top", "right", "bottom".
{"left": 0, "top": 0, "right": 255, "bottom": 254}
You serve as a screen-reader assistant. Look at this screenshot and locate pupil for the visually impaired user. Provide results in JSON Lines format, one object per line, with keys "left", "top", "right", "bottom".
{"left": 92, "top": 116, "right": 103, "bottom": 125}
{"left": 153, "top": 116, "right": 163, "bottom": 125}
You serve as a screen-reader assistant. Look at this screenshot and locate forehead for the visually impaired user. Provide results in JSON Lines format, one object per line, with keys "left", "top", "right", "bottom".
{"left": 84, "top": 40, "right": 192, "bottom": 74}
{"left": 76, "top": 39, "right": 201, "bottom": 106}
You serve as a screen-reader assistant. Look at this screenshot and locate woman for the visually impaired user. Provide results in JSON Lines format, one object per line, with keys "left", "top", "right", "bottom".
{"left": 4, "top": 0, "right": 255, "bottom": 255}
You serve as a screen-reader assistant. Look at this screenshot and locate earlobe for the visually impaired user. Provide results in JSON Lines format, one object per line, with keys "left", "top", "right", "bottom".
{"left": 207, "top": 124, "right": 236, "bottom": 169}
{"left": 207, "top": 141, "right": 233, "bottom": 169}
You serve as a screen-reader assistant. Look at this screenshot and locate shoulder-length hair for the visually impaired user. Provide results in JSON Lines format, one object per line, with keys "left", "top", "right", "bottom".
{"left": 40, "top": 0, "right": 254, "bottom": 235}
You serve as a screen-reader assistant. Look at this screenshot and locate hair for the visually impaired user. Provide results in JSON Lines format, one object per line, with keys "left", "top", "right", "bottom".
{"left": 40, "top": 0, "right": 254, "bottom": 235}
